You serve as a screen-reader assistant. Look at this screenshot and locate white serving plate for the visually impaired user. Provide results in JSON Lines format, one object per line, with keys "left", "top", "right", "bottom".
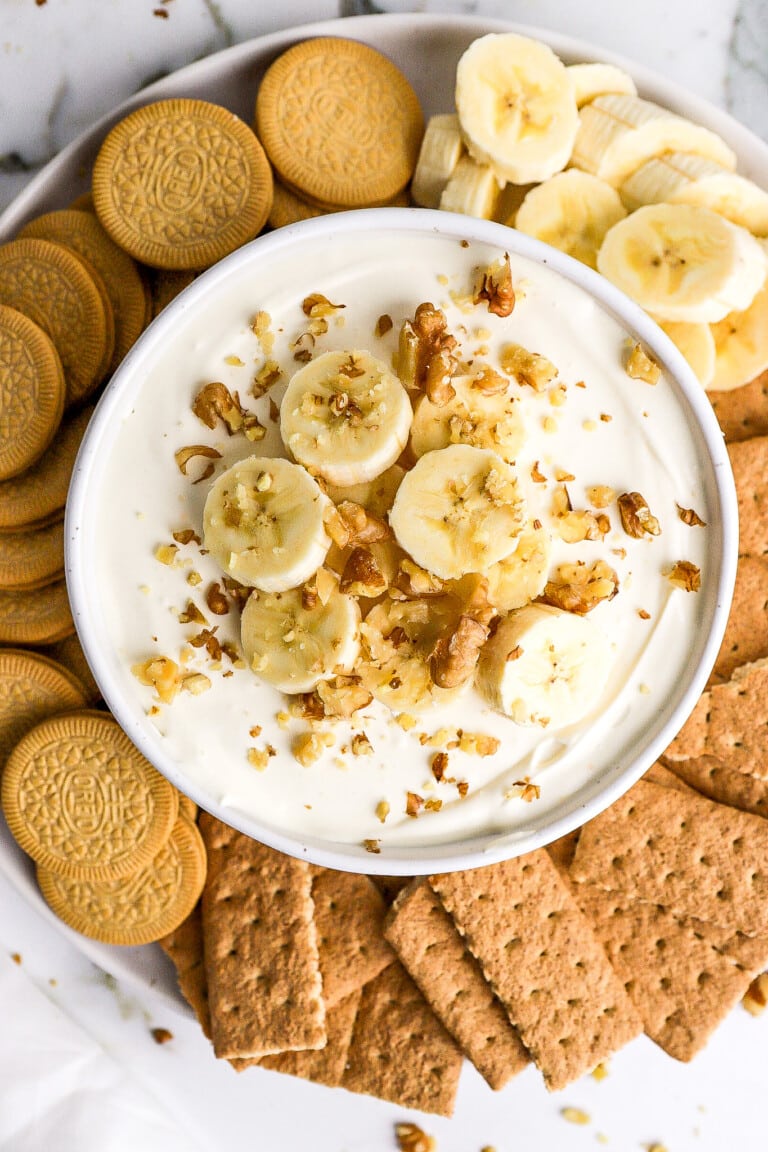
{"left": 0, "top": 11, "right": 765, "bottom": 1120}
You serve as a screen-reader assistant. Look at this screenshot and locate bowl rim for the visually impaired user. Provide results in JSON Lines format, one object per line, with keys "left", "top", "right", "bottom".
{"left": 65, "top": 206, "right": 738, "bottom": 876}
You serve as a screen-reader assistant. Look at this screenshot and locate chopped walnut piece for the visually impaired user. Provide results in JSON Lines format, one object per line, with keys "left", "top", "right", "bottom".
{"left": 172, "top": 528, "right": 201, "bottom": 546}
{"left": 551, "top": 486, "right": 606, "bottom": 543}
{"left": 302, "top": 293, "right": 345, "bottom": 318}
{"left": 667, "top": 560, "right": 701, "bottom": 592}
{"left": 174, "top": 444, "right": 222, "bottom": 484}
{"left": 458, "top": 731, "right": 500, "bottom": 757}
{"left": 323, "top": 504, "right": 351, "bottom": 549}
{"left": 339, "top": 547, "right": 387, "bottom": 597}
{"left": 395, "top": 558, "right": 444, "bottom": 598}
{"left": 193, "top": 382, "right": 264, "bottom": 441}
{"left": 151, "top": 1028, "right": 173, "bottom": 1045}
{"left": 363, "top": 838, "right": 381, "bottom": 854}
{"left": 473, "top": 253, "right": 515, "bottom": 317}
{"left": 395, "top": 1123, "right": 436, "bottom": 1152}
{"left": 618, "top": 491, "right": 661, "bottom": 538}
{"left": 178, "top": 600, "right": 207, "bottom": 625}
{"left": 431, "top": 751, "right": 450, "bottom": 782}
{"left": 251, "top": 310, "right": 274, "bottom": 353}
{"left": 625, "top": 342, "right": 660, "bottom": 384}
{"left": 743, "top": 972, "right": 768, "bottom": 1016}
{"left": 375, "top": 313, "right": 393, "bottom": 338}
{"left": 336, "top": 500, "right": 389, "bottom": 545}
{"left": 293, "top": 731, "right": 331, "bottom": 767}
{"left": 396, "top": 712, "right": 416, "bottom": 731}
{"left": 501, "top": 343, "right": 558, "bottom": 391}
{"left": 430, "top": 614, "right": 489, "bottom": 688}
{"left": 247, "top": 747, "right": 270, "bottom": 771}
{"left": 289, "top": 693, "right": 326, "bottom": 722}
{"left": 132, "top": 657, "right": 182, "bottom": 704}
{"left": 471, "top": 364, "right": 508, "bottom": 396}
{"left": 189, "top": 627, "right": 222, "bottom": 661}
{"left": 315, "top": 567, "right": 338, "bottom": 606}
{"left": 291, "top": 331, "right": 315, "bottom": 362}
{"left": 425, "top": 797, "right": 443, "bottom": 812}
{"left": 396, "top": 303, "right": 458, "bottom": 396}
{"left": 205, "top": 582, "right": 229, "bottom": 616}
{"left": 155, "top": 543, "right": 178, "bottom": 566}
{"left": 316, "top": 676, "right": 373, "bottom": 718}
{"left": 531, "top": 461, "right": 547, "bottom": 483}
{"left": 456, "top": 780, "right": 469, "bottom": 798}
{"left": 406, "top": 791, "right": 424, "bottom": 817}
{"left": 376, "top": 799, "right": 390, "bottom": 823}
{"left": 253, "top": 359, "right": 282, "bottom": 398}
{"left": 517, "top": 781, "right": 541, "bottom": 802}
{"left": 182, "top": 672, "right": 211, "bottom": 695}
{"left": 676, "top": 504, "right": 707, "bottom": 527}
{"left": 351, "top": 732, "right": 374, "bottom": 757}
{"left": 587, "top": 485, "right": 615, "bottom": 509}
{"left": 222, "top": 576, "right": 251, "bottom": 611}
{"left": 561, "top": 1107, "right": 590, "bottom": 1126}
{"left": 538, "top": 560, "right": 619, "bottom": 615}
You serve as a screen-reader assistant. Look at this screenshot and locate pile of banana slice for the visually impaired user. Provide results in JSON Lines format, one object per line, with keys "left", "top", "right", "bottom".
{"left": 203, "top": 342, "right": 613, "bottom": 731}
{"left": 411, "top": 32, "right": 768, "bottom": 392}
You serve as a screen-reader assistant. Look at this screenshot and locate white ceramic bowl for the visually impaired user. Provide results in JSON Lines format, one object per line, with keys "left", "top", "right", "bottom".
{"left": 66, "top": 206, "right": 737, "bottom": 876}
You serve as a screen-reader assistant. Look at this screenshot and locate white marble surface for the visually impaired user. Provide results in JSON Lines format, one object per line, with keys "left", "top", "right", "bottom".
{"left": 1, "top": 1, "right": 767, "bottom": 1147}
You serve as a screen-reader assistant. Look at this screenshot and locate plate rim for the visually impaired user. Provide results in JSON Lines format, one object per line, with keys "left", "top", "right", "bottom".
{"left": 0, "top": 7, "right": 757, "bottom": 997}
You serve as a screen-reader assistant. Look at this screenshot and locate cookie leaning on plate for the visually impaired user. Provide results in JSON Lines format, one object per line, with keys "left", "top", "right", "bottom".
{"left": 0, "top": 306, "right": 65, "bottom": 480}
{"left": 255, "top": 37, "right": 423, "bottom": 210}
{"left": 92, "top": 98, "right": 274, "bottom": 270}
{"left": 0, "top": 649, "right": 87, "bottom": 771}
{"left": 1, "top": 710, "right": 179, "bottom": 880}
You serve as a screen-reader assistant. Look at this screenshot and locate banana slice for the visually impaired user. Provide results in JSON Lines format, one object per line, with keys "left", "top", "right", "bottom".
{"left": 656, "top": 320, "right": 716, "bottom": 388}
{"left": 359, "top": 596, "right": 464, "bottom": 712}
{"left": 492, "top": 181, "right": 536, "bottom": 227}
{"left": 439, "top": 155, "right": 502, "bottom": 219}
{"left": 203, "top": 456, "right": 331, "bottom": 592}
{"left": 409, "top": 373, "right": 525, "bottom": 463}
{"left": 412, "top": 114, "right": 465, "bottom": 209}
{"left": 709, "top": 278, "right": 768, "bottom": 391}
{"left": 455, "top": 32, "right": 579, "bottom": 185}
{"left": 476, "top": 602, "right": 612, "bottom": 727}
{"left": 485, "top": 522, "right": 552, "bottom": 612}
{"left": 241, "top": 585, "right": 360, "bottom": 694}
{"left": 514, "top": 170, "right": 627, "bottom": 270}
{"left": 571, "top": 94, "right": 736, "bottom": 187}
{"left": 566, "top": 62, "right": 638, "bottom": 108}
{"left": 620, "top": 153, "right": 768, "bottom": 236}
{"left": 280, "top": 349, "right": 412, "bottom": 487}
{"left": 389, "top": 444, "right": 526, "bottom": 580}
{"left": 597, "top": 204, "right": 767, "bottom": 323}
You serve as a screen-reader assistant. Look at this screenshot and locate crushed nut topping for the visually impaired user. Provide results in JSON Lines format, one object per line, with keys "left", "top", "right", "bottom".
{"left": 253, "top": 359, "right": 282, "bottom": 397}
{"left": 293, "top": 731, "right": 333, "bottom": 767}
{"left": 182, "top": 672, "right": 211, "bottom": 696}
{"left": 406, "top": 791, "right": 424, "bottom": 817}
{"left": 501, "top": 343, "right": 558, "bottom": 391}
{"left": 174, "top": 444, "right": 222, "bottom": 484}
{"left": 512, "top": 780, "right": 541, "bottom": 802}
{"left": 302, "top": 293, "right": 345, "bottom": 318}
{"left": 247, "top": 747, "right": 270, "bottom": 771}
{"left": 676, "top": 504, "right": 706, "bottom": 527}
{"left": 132, "top": 657, "right": 182, "bottom": 704}
{"left": 473, "top": 253, "right": 515, "bottom": 317}
{"left": 205, "top": 582, "right": 229, "bottom": 616}
{"left": 538, "top": 560, "right": 619, "bottom": 615}
{"left": 376, "top": 799, "right": 390, "bottom": 823}
{"left": 625, "top": 342, "right": 660, "bottom": 384}
{"left": 430, "top": 614, "right": 488, "bottom": 688}
{"left": 375, "top": 313, "right": 393, "bottom": 338}
{"left": 531, "top": 461, "right": 547, "bottom": 483}
{"left": 431, "top": 751, "right": 450, "bottom": 782}
{"left": 339, "top": 547, "right": 387, "bottom": 597}
{"left": 155, "top": 543, "right": 178, "bottom": 566}
{"left": 552, "top": 486, "right": 607, "bottom": 543}
{"left": 618, "top": 491, "right": 661, "bottom": 538}
{"left": 561, "top": 1107, "right": 590, "bottom": 1126}
{"left": 587, "top": 485, "right": 615, "bottom": 509}
{"left": 192, "top": 381, "right": 265, "bottom": 440}
{"left": 178, "top": 600, "right": 207, "bottom": 625}
{"left": 316, "top": 676, "right": 373, "bottom": 718}
{"left": 458, "top": 731, "right": 500, "bottom": 757}
{"left": 396, "top": 303, "right": 458, "bottom": 399}
{"left": 335, "top": 500, "right": 390, "bottom": 546}
{"left": 667, "top": 560, "right": 701, "bottom": 592}
{"left": 456, "top": 780, "right": 469, "bottom": 798}
{"left": 395, "top": 1125, "right": 436, "bottom": 1152}
{"left": 351, "top": 732, "right": 374, "bottom": 757}
{"left": 172, "top": 528, "right": 201, "bottom": 546}
{"left": 363, "top": 838, "right": 381, "bottom": 853}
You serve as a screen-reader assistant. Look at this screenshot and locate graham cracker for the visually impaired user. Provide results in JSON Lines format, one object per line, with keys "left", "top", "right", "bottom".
{"left": 371, "top": 874, "right": 414, "bottom": 904}
{"left": 311, "top": 867, "right": 394, "bottom": 1008}
{"left": 662, "top": 755, "right": 768, "bottom": 820}
{"left": 199, "top": 814, "right": 325, "bottom": 1060}
{"left": 430, "top": 851, "right": 643, "bottom": 1091}
{"left": 728, "top": 436, "right": 768, "bottom": 557}
{"left": 642, "top": 760, "right": 696, "bottom": 792}
{"left": 384, "top": 880, "right": 529, "bottom": 1090}
{"left": 710, "top": 556, "right": 768, "bottom": 683}
{"left": 341, "top": 959, "right": 463, "bottom": 1117}
{"left": 709, "top": 371, "right": 768, "bottom": 444}
{"left": 254, "top": 989, "right": 362, "bottom": 1086}
{"left": 664, "top": 658, "right": 768, "bottom": 780}
{"left": 573, "top": 879, "right": 768, "bottom": 1061}
{"left": 570, "top": 779, "right": 768, "bottom": 935}
{"left": 159, "top": 901, "right": 211, "bottom": 1038}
